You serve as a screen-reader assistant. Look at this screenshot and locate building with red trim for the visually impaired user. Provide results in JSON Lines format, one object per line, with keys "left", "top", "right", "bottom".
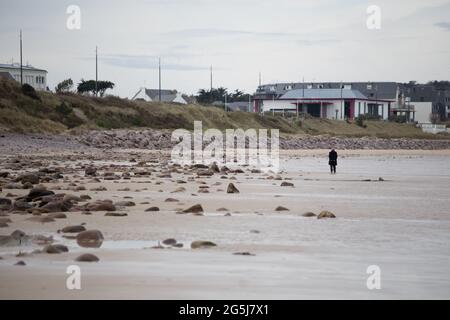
{"left": 259, "top": 88, "right": 390, "bottom": 120}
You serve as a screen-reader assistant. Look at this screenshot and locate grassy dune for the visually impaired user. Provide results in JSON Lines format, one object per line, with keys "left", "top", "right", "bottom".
{"left": 0, "top": 78, "right": 444, "bottom": 139}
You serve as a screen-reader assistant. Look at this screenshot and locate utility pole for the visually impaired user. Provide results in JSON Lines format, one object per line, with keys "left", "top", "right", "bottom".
{"left": 95, "top": 46, "right": 98, "bottom": 96}
{"left": 301, "top": 77, "right": 305, "bottom": 116}
{"left": 340, "top": 80, "right": 343, "bottom": 120}
{"left": 259, "top": 72, "right": 261, "bottom": 87}
{"left": 210, "top": 65, "right": 213, "bottom": 91}
{"left": 20, "top": 29, "right": 23, "bottom": 85}
{"left": 159, "top": 57, "right": 162, "bottom": 102}
{"left": 224, "top": 94, "right": 227, "bottom": 112}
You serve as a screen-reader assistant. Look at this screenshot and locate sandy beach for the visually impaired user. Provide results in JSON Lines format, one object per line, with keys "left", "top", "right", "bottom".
{"left": 1, "top": 142, "right": 450, "bottom": 299}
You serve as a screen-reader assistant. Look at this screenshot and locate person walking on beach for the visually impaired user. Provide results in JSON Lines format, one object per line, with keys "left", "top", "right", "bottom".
{"left": 329, "top": 149, "right": 338, "bottom": 174}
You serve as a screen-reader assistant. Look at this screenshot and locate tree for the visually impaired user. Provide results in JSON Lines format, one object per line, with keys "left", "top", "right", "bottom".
{"left": 427, "top": 81, "right": 450, "bottom": 91}
{"left": 55, "top": 78, "right": 73, "bottom": 93}
{"left": 77, "top": 79, "right": 115, "bottom": 97}
{"left": 196, "top": 87, "right": 251, "bottom": 105}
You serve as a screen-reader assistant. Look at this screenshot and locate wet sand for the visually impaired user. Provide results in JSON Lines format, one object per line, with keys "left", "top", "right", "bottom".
{"left": 1, "top": 149, "right": 450, "bottom": 299}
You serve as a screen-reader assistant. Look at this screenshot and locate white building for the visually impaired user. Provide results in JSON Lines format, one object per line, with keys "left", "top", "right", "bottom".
{"left": 261, "top": 89, "right": 390, "bottom": 120}
{"left": 0, "top": 63, "right": 48, "bottom": 90}
{"left": 411, "top": 102, "right": 433, "bottom": 124}
{"left": 132, "top": 87, "right": 188, "bottom": 104}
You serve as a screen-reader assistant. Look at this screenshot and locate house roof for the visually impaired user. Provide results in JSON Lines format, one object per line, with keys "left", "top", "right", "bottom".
{"left": 132, "top": 87, "right": 187, "bottom": 104}
{"left": 256, "top": 82, "right": 399, "bottom": 100}
{"left": 0, "top": 63, "right": 47, "bottom": 73}
{"left": 145, "top": 89, "right": 177, "bottom": 100}
{"left": 280, "top": 88, "right": 368, "bottom": 100}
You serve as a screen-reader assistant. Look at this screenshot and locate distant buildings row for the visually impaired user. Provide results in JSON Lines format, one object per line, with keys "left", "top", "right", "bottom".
{"left": 253, "top": 82, "right": 450, "bottom": 123}
{"left": 1, "top": 62, "right": 449, "bottom": 124}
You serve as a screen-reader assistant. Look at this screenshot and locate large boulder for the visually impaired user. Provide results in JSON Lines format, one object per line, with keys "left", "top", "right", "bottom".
{"left": 114, "top": 201, "right": 135, "bottom": 207}
{"left": 84, "top": 167, "right": 97, "bottom": 176}
{"left": 16, "top": 173, "right": 40, "bottom": 185}
{"left": 42, "top": 244, "right": 67, "bottom": 254}
{"left": 76, "top": 230, "right": 104, "bottom": 248}
{"left": 191, "top": 240, "right": 217, "bottom": 249}
{"left": 26, "top": 187, "right": 55, "bottom": 201}
{"left": 197, "top": 169, "right": 214, "bottom": 177}
{"left": 226, "top": 183, "right": 240, "bottom": 194}
{"left": 86, "top": 200, "right": 116, "bottom": 212}
{"left": 61, "top": 225, "right": 86, "bottom": 233}
{"left": 0, "top": 198, "right": 12, "bottom": 211}
{"left": 182, "top": 204, "right": 204, "bottom": 214}
{"left": 42, "top": 200, "right": 73, "bottom": 212}
{"left": 105, "top": 212, "right": 128, "bottom": 217}
{"left": 75, "top": 253, "right": 99, "bottom": 262}
{"left": 302, "top": 212, "right": 316, "bottom": 217}
{"left": 162, "top": 238, "right": 177, "bottom": 246}
{"left": 317, "top": 210, "right": 336, "bottom": 219}
{"left": 13, "top": 199, "right": 33, "bottom": 211}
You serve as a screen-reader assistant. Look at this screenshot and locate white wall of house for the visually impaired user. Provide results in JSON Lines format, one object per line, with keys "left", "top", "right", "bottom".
{"left": 0, "top": 66, "right": 47, "bottom": 90}
{"left": 413, "top": 102, "right": 433, "bottom": 124}
{"left": 261, "top": 99, "right": 389, "bottom": 120}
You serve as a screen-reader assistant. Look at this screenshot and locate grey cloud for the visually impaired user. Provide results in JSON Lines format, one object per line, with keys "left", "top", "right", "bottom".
{"left": 163, "top": 28, "right": 302, "bottom": 38}
{"left": 297, "top": 39, "right": 342, "bottom": 46}
{"left": 435, "top": 22, "right": 450, "bottom": 31}
{"left": 163, "top": 28, "right": 341, "bottom": 46}
{"left": 92, "top": 54, "right": 209, "bottom": 71}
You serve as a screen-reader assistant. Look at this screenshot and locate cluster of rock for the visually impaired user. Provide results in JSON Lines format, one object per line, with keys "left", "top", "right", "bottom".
{"left": 73, "top": 129, "right": 450, "bottom": 150}
{"left": 279, "top": 136, "right": 450, "bottom": 150}
{"left": 75, "top": 130, "right": 174, "bottom": 149}
{"left": 2, "top": 130, "right": 450, "bottom": 153}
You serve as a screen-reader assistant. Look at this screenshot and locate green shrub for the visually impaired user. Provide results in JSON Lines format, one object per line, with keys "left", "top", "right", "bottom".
{"left": 389, "top": 114, "right": 407, "bottom": 123}
{"left": 21, "top": 84, "right": 40, "bottom": 100}
{"left": 55, "top": 102, "right": 73, "bottom": 115}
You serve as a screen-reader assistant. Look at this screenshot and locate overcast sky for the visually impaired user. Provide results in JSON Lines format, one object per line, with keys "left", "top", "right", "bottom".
{"left": 1, "top": 0, "right": 449, "bottom": 97}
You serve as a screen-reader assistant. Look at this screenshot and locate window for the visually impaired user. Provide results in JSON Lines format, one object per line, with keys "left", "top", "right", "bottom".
{"left": 368, "top": 104, "right": 379, "bottom": 116}
{"left": 367, "top": 84, "right": 372, "bottom": 90}
{"left": 307, "top": 84, "right": 313, "bottom": 89}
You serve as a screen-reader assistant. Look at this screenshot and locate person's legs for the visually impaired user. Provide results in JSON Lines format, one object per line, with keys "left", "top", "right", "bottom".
{"left": 330, "top": 165, "right": 333, "bottom": 174}
{"left": 332, "top": 165, "right": 336, "bottom": 174}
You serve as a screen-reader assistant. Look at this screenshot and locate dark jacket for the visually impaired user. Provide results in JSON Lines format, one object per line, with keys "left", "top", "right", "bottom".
{"left": 329, "top": 150, "right": 338, "bottom": 165}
